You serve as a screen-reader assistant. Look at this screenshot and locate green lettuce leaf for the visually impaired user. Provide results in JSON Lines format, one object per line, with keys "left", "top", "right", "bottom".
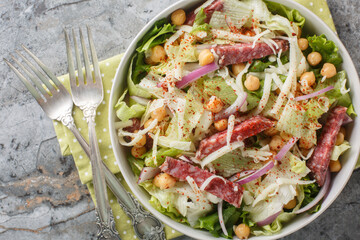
{"left": 316, "top": 71, "right": 352, "bottom": 108}
{"left": 191, "top": 8, "right": 211, "bottom": 36}
{"left": 140, "top": 181, "right": 188, "bottom": 223}
{"left": 203, "top": 76, "right": 260, "bottom": 111}
{"left": 289, "top": 154, "right": 309, "bottom": 175}
{"left": 331, "top": 141, "right": 351, "bottom": 161}
{"left": 265, "top": 1, "right": 306, "bottom": 28}
{"left": 143, "top": 147, "right": 183, "bottom": 167}
{"left": 127, "top": 155, "right": 145, "bottom": 177}
{"left": 301, "top": 177, "right": 320, "bottom": 210}
{"left": 198, "top": 204, "right": 244, "bottom": 239}
{"left": 307, "top": 34, "right": 343, "bottom": 66}
{"left": 136, "top": 19, "right": 176, "bottom": 53}
{"left": 127, "top": 54, "right": 153, "bottom": 98}
{"left": 347, "top": 104, "right": 357, "bottom": 117}
{"left": 114, "top": 89, "right": 146, "bottom": 121}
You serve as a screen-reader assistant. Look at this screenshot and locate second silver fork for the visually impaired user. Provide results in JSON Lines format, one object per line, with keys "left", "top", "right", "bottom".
{"left": 65, "top": 27, "right": 118, "bottom": 240}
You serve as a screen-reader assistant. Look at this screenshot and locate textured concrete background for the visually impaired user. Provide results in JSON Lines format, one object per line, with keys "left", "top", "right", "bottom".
{"left": 0, "top": 0, "right": 359, "bottom": 239}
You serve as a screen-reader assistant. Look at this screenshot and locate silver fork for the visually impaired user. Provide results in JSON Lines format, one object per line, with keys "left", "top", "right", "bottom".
{"left": 5, "top": 36, "right": 166, "bottom": 240}
{"left": 65, "top": 28, "right": 166, "bottom": 240}
{"left": 4, "top": 48, "right": 119, "bottom": 239}
{"left": 64, "top": 27, "right": 120, "bottom": 239}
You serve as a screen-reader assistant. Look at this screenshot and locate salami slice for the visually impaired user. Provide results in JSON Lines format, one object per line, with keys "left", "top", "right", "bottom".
{"left": 185, "top": 0, "right": 224, "bottom": 26}
{"left": 160, "top": 157, "right": 243, "bottom": 207}
{"left": 307, "top": 106, "right": 347, "bottom": 186}
{"left": 196, "top": 116, "right": 274, "bottom": 160}
{"left": 212, "top": 40, "right": 289, "bottom": 67}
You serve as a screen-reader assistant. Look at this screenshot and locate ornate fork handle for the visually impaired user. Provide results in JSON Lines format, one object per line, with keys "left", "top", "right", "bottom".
{"left": 60, "top": 110, "right": 120, "bottom": 239}
{"left": 118, "top": 192, "right": 166, "bottom": 240}
{"left": 60, "top": 112, "right": 164, "bottom": 240}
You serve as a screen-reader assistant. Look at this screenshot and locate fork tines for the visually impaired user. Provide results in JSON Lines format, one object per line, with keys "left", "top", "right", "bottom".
{"left": 4, "top": 46, "right": 64, "bottom": 102}
{"left": 64, "top": 26, "right": 102, "bottom": 88}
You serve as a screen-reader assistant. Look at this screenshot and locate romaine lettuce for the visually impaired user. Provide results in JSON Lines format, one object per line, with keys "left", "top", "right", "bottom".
{"left": 265, "top": 1, "right": 305, "bottom": 28}
{"left": 191, "top": 8, "right": 211, "bottom": 37}
{"left": 198, "top": 204, "right": 245, "bottom": 239}
{"left": 136, "top": 19, "right": 176, "bottom": 53}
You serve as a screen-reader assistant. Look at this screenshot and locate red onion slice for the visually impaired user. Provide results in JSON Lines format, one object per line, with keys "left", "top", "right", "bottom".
{"left": 218, "top": 200, "right": 228, "bottom": 236}
{"left": 274, "top": 137, "right": 300, "bottom": 161}
{"left": 295, "top": 86, "right": 334, "bottom": 101}
{"left": 215, "top": 92, "right": 247, "bottom": 121}
{"left": 295, "top": 171, "right": 331, "bottom": 214}
{"left": 137, "top": 167, "right": 161, "bottom": 184}
{"left": 130, "top": 96, "right": 151, "bottom": 106}
{"left": 228, "top": 170, "right": 256, "bottom": 182}
{"left": 236, "top": 161, "right": 275, "bottom": 185}
{"left": 257, "top": 211, "right": 282, "bottom": 227}
{"left": 176, "top": 62, "right": 219, "bottom": 89}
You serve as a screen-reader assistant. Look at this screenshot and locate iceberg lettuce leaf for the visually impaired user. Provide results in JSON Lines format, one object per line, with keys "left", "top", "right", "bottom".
{"left": 143, "top": 147, "right": 183, "bottom": 167}
{"left": 331, "top": 141, "right": 351, "bottom": 161}
{"left": 114, "top": 90, "right": 146, "bottom": 121}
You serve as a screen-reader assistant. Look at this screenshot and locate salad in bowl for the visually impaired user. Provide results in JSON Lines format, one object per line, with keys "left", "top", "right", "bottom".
{"left": 112, "top": 0, "right": 357, "bottom": 238}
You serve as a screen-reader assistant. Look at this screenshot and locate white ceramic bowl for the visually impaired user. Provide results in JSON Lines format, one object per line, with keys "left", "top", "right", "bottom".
{"left": 109, "top": 0, "right": 360, "bottom": 239}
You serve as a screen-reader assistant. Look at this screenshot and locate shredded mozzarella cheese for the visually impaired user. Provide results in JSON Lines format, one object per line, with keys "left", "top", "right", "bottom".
{"left": 270, "top": 37, "right": 298, "bottom": 116}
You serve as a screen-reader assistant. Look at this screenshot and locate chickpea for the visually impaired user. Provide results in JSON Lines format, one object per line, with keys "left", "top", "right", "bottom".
{"left": 321, "top": 63, "right": 337, "bottom": 79}
{"left": 232, "top": 63, "right": 246, "bottom": 76}
{"left": 151, "top": 106, "right": 167, "bottom": 122}
{"left": 214, "top": 119, "right": 228, "bottom": 131}
{"left": 269, "top": 135, "right": 285, "bottom": 151}
{"left": 280, "top": 132, "right": 292, "bottom": 141}
{"left": 300, "top": 72, "right": 316, "bottom": 87}
{"left": 235, "top": 224, "right": 251, "bottom": 239}
{"left": 206, "top": 96, "right": 224, "bottom": 113}
{"left": 133, "top": 130, "right": 147, "bottom": 147}
{"left": 153, "top": 173, "right": 176, "bottom": 190}
{"left": 199, "top": 49, "right": 215, "bottom": 66}
{"left": 131, "top": 146, "right": 147, "bottom": 158}
{"left": 171, "top": 9, "right": 186, "bottom": 26}
{"left": 147, "top": 45, "right": 167, "bottom": 64}
{"left": 335, "top": 131, "right": 345, "bottom": 146}
{"left": 329, "top": 160, "right": 342, "bottom": 172}
{"left": 299, "top": 138, "right": 315, "bottom": 150}
{"left": 298, "top": 38, "right": 309, "bottom": 51}
{"left": 275, "top": 88, "right": 281, "bottom": 95}
{"left": 264, "top": 125, "right": 279, "bottom": 137}
{"left": 307, "top": 52, "right": 322, "bottom": 66}
{"left": 284, "top": 198, "right": 297, "bottom": 210}
{"left": 244, "top": 75, "right": 261, "bottom": 91}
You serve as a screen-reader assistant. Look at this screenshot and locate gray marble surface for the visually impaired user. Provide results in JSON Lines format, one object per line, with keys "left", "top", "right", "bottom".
{"left": 0, "top": 0, "right": 359, "bottom": 239}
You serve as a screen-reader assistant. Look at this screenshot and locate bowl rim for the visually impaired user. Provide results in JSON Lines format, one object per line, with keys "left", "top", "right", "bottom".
{"left": 109, "top": 0, "right": 360, "bottom": 239}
